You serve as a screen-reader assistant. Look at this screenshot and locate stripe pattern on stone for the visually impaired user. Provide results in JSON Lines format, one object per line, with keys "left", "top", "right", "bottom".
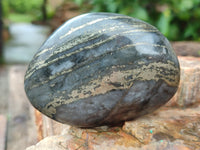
{"left": 24, "top": 13, "right": 180, "bottom": 128}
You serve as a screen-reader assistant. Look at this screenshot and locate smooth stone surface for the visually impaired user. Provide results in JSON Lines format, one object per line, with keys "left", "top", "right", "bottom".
{"left": 24, "top": 12, "right": 180, "bottom": 127}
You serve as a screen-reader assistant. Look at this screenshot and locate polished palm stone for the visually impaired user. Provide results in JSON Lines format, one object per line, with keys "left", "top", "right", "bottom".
{"left": 24, "top": 12, "right": 180, "bottom": 128}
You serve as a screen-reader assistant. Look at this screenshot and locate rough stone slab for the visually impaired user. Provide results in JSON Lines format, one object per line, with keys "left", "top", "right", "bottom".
{"left": 7, "top": 65, "right": 37, "bottom": 150}
{"left": 0, "top": 115, "right": 7, "bottom": 150}
{"left": 41, "top": 113, "right": 70, "bottom": 138}
{"left": 123, "top": 107, "right": 200, "bottom": 149}
{"left": 26, "top": 106, "right": 200, "bottom": 150}
{"left": 172, "top": 41, "right": 200, "bottom": 57}
{"left": 167, "top": 56, "right": 200, "bottom": 107}
{"left": 0, "top": 66, "right": 9, "bottom": 115}
{"left": 35, "top": 110, "right": 43, "bottom": 141}
{"left": 26, "top": 135, "right": 70, "bottom": 150}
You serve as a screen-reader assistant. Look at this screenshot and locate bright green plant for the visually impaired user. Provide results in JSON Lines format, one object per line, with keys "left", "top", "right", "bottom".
{"left": 74, "top": 0, "right": 200, "bottom": 41}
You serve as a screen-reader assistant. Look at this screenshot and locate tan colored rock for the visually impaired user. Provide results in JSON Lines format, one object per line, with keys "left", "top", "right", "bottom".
{"left": 172, "top": 41, "right": 200, "bottom": 57}
{"left": 123, "top": 107, "right": 200, "bottom": 149}
{"left": 26, "top": 106, "right": 200, "bottom": 150}
{"left": 167, "top": 56, "right": 200, "bottom": 107}
{"left": 26, "top": 135, "right": 68, "bottom": 150}
{"left": 7, "top": 66, "right": 37, "bottom": 150}
{"left": 35, "top": 110, "right": 43, "bottom": 141}
{"left": 0, "top": 115, "right": 7, "bottom": 150}
{"left": 138, "top": 140, "right": 192, "bottom": 150}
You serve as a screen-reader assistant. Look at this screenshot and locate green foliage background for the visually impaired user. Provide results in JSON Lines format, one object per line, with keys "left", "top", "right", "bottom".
{"left": 2, "top": 0, "right": 54, "bottom": 22}
{"left": 75, "top": 0, "right": 200, "bottom": 41}
{"left": 2, "top": 0, "right": 200, "bottom": 41}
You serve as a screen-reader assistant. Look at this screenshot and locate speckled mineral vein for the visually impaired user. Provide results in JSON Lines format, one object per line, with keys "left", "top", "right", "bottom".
{"left": 42, "top": 61, "right": 179, "bottom": 117}
{"left": 25, "top": 28, "right": 159, "bottom": 79}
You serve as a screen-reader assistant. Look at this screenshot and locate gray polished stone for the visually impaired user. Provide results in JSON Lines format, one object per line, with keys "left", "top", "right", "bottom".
{"left": 24, "top": 13, "right": 180, "bottom": 128}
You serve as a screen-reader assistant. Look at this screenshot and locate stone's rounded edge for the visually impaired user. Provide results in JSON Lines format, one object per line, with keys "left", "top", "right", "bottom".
{"left": 24, "top": 12, "right": 180, "bottom": 128}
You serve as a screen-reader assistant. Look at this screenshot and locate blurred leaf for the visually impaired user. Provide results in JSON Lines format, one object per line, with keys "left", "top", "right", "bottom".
{"left": 46, "top": 4, "right": 55, "bottom": 19}
{"left": 168, "top": 24, "right": 179, "bottom": 40}
{"left": 8, "top": 13, "right": 34, "bottom": 22}
{"left": 198, "top": 50, "right": 200, "bottom": 56}
{"left": 2, "top": 0, "right": 10, "bottom": 17}
{"left": 184, "top": 23, "right": 199, "bottom": 39}
{"left": 194, "top": 9, "right": 200, "bottom": 18}
{"left": 105, "top": 0, "right": 118, "bottom": 12}
{"left": 178, "top": 12, "right": 190, "bottom": 20}
{"left": 157, "top": 9, "right": 171, "bottom": 36}
{"left": 184, "top": 26, "right": 193, "bottom": 38}
{"left": 131, "top": 4, "right": 149, "bottom": 21}
{"left": 8, "top": 0, "right": 43, "bottom": 14}
{"left": 179, "top": 0, "right": 194, "bottom": 11}
{"left": 74, "top": 0, "right": 84, "bottom": 6}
